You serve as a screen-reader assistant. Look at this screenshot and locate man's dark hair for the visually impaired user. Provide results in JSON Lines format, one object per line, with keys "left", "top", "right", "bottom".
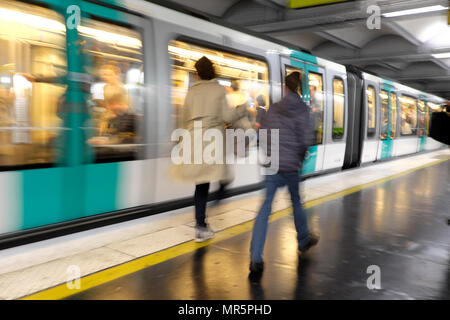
{"left": 256, "top": 94, "right": 265, "bottom": 107}
{"left": 285, "top": 72, "right": 302, "bottom": 93}
{"left": 195, "top": 56, "right": 216, "bottom": 80}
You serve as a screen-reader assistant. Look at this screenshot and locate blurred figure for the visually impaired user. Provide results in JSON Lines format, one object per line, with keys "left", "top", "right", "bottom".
{"left": 309, "top": 84, "right": 322, "bottom": 144}
{"left": 227, "top": 80, "right": 247, "bottom": 108}
{"left": 255, "top": 94, "right": 267, "bottom": 128}
{"left": 88, "top": 63, "right": 135, "bottom": 146}
{"left": 168, "top": 56, "right": 248, "bottom": 242}
{"left": 92, "top": 63, "right": 129, "bottom": 135}
{"left": 401, "top": 114, "right": 412, "bottom": 135}
{"left": 88, "top": 92, "right": 135, "bottom": 146}
{"left": 227, "top": 80, "right": 256, "bottom": 127}
{"left": 100, "top": 64, "right": 129, "bottom": 109}
{"left": 0, "top": 85, "right": 15, "bottom": 165}
{"left": 249, "top": 71, "right": 319, "bottom": 274}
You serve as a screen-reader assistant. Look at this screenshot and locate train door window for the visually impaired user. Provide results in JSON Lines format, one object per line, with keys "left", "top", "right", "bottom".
{"left": 0, "top": 0, "right": 66, "bottom": 170}
{"left": 332, "top": 78, "right": 345, "bottom": 140}
{"left": 366, "top": 86, "right": 376, "bottom": 138}
{"left": 417, "top": 100, "right": 426, "bottom": 137}
{"left": 81, "top": 19, "right": 145, "bottom": 162}
{"left": 169, "top": 40, "right": 269, "bottom": 130}
{"left": 389, "top": 92, "right": 397, "bottom": 139}
{"left": 400, "top": 95, "right": 417, "bottom": 136}
{"left": 308, "top": 72, "right": 324, "bottom": 145}
{"left": 379, "top": 90, "right": 388, "bottom": 140}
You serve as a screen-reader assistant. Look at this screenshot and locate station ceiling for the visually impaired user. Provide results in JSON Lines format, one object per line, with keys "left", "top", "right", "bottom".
{"left": 163, "top": 0, "right": 450, "bottom": 100}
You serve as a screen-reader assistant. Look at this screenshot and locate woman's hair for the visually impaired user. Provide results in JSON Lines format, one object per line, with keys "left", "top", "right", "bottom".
{"left": 285, "top": 72, "right": 302, "bottom": 93}
{"left": 195, "top": 56, "right": 216, "bottom": 80}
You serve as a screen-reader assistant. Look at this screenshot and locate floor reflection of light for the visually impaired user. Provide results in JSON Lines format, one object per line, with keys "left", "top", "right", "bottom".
{"left": 372, "top": 187, "right": 386, "bottom": 233}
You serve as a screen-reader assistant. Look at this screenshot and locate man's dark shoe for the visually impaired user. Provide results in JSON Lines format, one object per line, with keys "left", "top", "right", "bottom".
{"left": 298, "top": 234, "right": 319, "bottom": 253}
{"left": 249, "top": 261, "right": 264, "bottom": 274}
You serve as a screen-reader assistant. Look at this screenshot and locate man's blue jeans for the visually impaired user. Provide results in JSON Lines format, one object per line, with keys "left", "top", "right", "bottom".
{"left": 250, "top": 172, "right": 310, "bottom": 263}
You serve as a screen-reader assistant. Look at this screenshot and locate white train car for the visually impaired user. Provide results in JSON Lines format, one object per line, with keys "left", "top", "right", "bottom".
{"left": 0, "top": 0, "right": 445, "bottom": 248}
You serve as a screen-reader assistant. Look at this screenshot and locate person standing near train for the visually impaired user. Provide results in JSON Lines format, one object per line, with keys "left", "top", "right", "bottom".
{"left": 249, "top": 71, "right": 319, "bottom": 274}
{"left": 168, "top": 56, "right": 248, "bottom": 242}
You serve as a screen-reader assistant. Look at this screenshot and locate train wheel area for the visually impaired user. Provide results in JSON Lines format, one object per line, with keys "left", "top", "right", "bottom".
{"left": 0, "top": 149, "right": 447, "bottom": 300}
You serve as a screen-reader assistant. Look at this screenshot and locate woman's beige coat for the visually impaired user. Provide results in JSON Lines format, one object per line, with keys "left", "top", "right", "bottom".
{"left": 167, "top": 79, "right": 247, "bottom": 184}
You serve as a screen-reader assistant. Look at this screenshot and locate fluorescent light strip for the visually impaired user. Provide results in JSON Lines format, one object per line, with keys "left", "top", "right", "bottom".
{"left": 78, "top": 26, "right": 142, "bottom": 49}
{"left": 432, "top": 52, "right": 450, "bottom": 59}
{"left": 382, "top": 5, "right": 448, "bottom": 18}
{"left": 0, "top": 7, "right": 142, "bottom": 50}
{"left": 0, "top": 7, "right": 65, "bottom": 32}
{"left": 169, "top": 45, "right": 266, "bottom": 73}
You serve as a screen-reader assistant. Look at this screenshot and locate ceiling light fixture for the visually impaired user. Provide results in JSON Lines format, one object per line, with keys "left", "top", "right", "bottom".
{"left": 432, "top": 52, "right": 450, "bottom": 59}
{"left": 382, "top": 5, "right": 448, "bottom": 18}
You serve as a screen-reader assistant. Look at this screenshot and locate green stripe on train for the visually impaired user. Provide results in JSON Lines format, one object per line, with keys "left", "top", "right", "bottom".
{"left": 20, "top": 0, "right": 129, "bottom": 231}
{"left": 290, "top": 50, "right": 318, "bottom": 174}
{"left": 21, "top": 163, "right": 120, "bottom": 230}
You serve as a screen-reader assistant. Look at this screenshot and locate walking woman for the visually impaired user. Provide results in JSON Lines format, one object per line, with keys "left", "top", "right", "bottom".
{"left": 168, "top": 56, "right": 248, "bottom": 242}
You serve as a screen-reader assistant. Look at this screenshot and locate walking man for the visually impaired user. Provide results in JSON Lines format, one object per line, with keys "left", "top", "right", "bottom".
{"left": 249, "top": 71, "right": 319, "bottom": 274}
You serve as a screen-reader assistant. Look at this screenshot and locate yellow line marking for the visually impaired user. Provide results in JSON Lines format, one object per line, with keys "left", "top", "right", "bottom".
{"left": 21, "top": 156, "right": 450, "bottom": 300}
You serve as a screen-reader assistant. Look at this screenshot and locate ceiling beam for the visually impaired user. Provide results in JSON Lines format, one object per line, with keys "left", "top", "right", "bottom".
{"left": 314, "top": 31, "right": 361, "bottom": 50}
{"left": 382, "top": 21, "right": 422, "bottom": 46}
{"left": 333, "top": 51, "right": 450, "bottom": 64}
{"left": 253, "top": 0, "right": 286, "bottom": 10}
{"left": 396, "top": 74, "right": 450, "bottom": 81}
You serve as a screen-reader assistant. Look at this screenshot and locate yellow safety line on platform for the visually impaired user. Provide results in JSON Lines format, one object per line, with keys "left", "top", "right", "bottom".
{"left": 21, "top": 156, "right": 450, "bottom": 300}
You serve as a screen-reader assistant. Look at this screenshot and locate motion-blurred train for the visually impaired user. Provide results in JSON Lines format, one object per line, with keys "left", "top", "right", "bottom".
{"left": 0, "top": 0, "right": 446, "bottom": 247}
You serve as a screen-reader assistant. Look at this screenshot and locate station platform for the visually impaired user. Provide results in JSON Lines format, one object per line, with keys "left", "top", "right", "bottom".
{"left": 0, "top": 149, "right": 449, "bottom": 300}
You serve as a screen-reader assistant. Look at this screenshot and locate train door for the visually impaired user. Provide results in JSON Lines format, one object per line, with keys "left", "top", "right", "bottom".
{"left": 77, "top": 2, "right": 156, "bottom": 216}
{"left": 417, "top": 98, "right": 427, "bottom": 152}
{"left": 281, "top": 57, "right": 325, "bottom": 174}
{"left": 377, "top": 86, "right": 398, "bottom": 160}
{"left": 322, "top": 71, "right": 347, "bottom": 171}
{"left": 360, "top": 78, "right": 379, "bottom": 163}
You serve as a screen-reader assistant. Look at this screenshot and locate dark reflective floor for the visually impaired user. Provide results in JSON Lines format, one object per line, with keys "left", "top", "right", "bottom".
{"left": 68, "top": 160, "right": 450, "bottom": 300}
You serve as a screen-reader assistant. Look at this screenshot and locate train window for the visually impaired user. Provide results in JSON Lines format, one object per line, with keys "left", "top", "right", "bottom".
{"left": 308, "top": 72, "right": 324, "bottom": 145}
{"left": 0, "top": 1, "right": 66, "bottom": 169}
{"left": 399, "top": 95, "right": 417, "bottom": 136}
{"left": 389, "top": 92, "right": 397, "bottom": 139}
{"left": 417, "top": 100, "right": 426, "bottom": 137}
{"left": 366, "top": 86, "right": 376, "bottom": 138}
{"left": 169, "top": 40, "right": 269, "bottom": 130}
{"left": 81, "top": 19, "right": 144, "bottom": 162}
{"left": 332, "top": 78, "right": 345, "bottom": 140}
{"left": 379, "top": 90, "right": 388, "bottom": 140}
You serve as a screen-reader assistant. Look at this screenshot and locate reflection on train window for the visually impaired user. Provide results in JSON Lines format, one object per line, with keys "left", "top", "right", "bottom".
{"left": 366, "top": 86, "right": 376, "bottom": 138}
{"left": 399, "top": 95, "right": 417, "bottom": 136}
{"left": 0, "top": 1, "right": 66, "bottom": 169}
{"left": 379, "top": 90, "right": 388, "bottom": 140}
{"left": 332, "top": 78, "right": 345, "bottom": 140}
{"left": 389, "top": 92, "right": 397, "bottom": 139}
{"left": 169, "top": 40, "right": 269, "bottom": 130}
{"left": 81, "top": 19, "right": 144, "bottom": 162}
{"left": 308, "top": 72, "right": 324, "bottom": 145}
{"left": 417, "top": 100, "right": 425, "bottom": 137}
{"left": 285, "top": 66, "right": 303, "bottom": 96}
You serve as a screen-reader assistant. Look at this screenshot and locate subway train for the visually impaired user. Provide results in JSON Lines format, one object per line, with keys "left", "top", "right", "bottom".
{"left": 0, "top": 0, "right": 446, "bottom": 247}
